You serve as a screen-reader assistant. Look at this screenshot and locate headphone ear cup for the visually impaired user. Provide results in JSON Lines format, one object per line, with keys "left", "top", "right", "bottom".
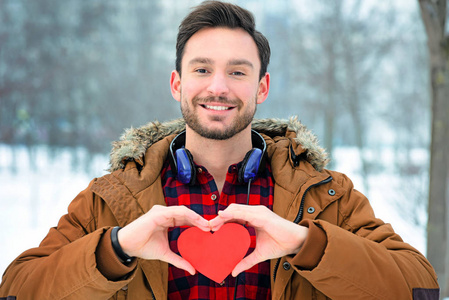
{"left": 175, "top": 148, "right": 196, "bottom": 185}
{"left": 238, "top": 148, "right": 263, "bottom": 183}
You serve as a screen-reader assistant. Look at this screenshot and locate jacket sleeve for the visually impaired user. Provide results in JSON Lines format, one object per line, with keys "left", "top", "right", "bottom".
{"left": 288, "top": 173, "right": 439, "bottom": 300}
{"left": 0, "top": 180, "right": 136, "bottom": 300}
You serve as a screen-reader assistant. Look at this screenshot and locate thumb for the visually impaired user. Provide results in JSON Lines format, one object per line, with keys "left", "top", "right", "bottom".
{"left": 162, "top": 251, "right": 196, "bottom": 276}
{"left": 231, "top": 252, "right": 262, "bottom": 277}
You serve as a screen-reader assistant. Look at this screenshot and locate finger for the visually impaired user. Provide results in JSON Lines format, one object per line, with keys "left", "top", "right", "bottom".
{"left": 217, "top": 206, "right": 256, "bottom": 226}
{"left": 208, "top": 215, "right": 227, "bottom": 231}
{"left": 206, "top": 204, "right": 252, "bottom": 231}
{"left": 190, "top": 216, "right": 210, "bottom": 231}
{"left": 179, "top": 206, "right": 209, "bottom": 229}
{"left": 231, "top": 252, "right": 262, "bottom": 277}
{"left": 157, "top": 206, "right": 209, "bottom": 230}
{"left": 208, "top": 213, "right": 250, "bottom": 232}
{"left": 162, "top": 251, "right": 196, "bottom": 276}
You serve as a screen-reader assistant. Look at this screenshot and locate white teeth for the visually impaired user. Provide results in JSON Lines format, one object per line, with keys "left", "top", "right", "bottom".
{"left": 204, "top": 105, "right": 230, "bottom": 111}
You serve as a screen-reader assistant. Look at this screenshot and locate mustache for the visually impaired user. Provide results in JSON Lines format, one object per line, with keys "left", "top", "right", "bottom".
{"left": 192, "top": 96, "right": 241, "bottom": 106}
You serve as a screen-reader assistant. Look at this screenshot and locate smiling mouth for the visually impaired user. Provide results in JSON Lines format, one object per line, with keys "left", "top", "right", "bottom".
{"left": 201, "top": 105, "right": 234, "bottom": 111}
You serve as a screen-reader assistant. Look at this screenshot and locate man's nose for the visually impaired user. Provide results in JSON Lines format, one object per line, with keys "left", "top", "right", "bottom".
{"left": 207, "top": 73, "right": 229, "bottom": 96}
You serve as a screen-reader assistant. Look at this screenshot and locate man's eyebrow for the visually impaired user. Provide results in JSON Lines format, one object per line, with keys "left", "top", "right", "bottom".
{"left": 188, "top": 57, "right": 214, "bottom": 66}
{"left": 228, "top": 59, "right": 254, "bottom": 69}
{"left": 188, "top": 57, "right": 254, "bottom": 69}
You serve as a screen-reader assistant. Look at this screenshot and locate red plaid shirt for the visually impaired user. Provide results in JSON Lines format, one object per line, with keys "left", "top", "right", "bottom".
{"left": 162, "top": 158, "right": 274, "bottom": 300}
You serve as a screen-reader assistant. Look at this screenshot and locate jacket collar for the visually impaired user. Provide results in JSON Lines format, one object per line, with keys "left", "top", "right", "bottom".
{"left": 108, "top": 117, "right": 329, "bottom": 172}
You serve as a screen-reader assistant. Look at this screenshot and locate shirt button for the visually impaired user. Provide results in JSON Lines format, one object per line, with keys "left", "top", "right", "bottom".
{"left": 283, "top": 262, "right": 291, "bottom": 271}
{"left": 307, "top": 207, "right": 315, "bottom": 214}
{"left": 197, "top": 167, "right": 203, "bottom": 173}
{"left": 211, "top": 194, "right": 217, "bottom": 201}
{"left": 219, "top": 280, "right": 225, "bottom": 286}
{"left": 328, "top": 189, "right": 336, "bottom": 196}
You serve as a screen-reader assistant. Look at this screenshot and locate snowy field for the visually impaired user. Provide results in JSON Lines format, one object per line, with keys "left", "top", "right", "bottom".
{"left": 0, "top": 144, "right": 426, "bottom": 276}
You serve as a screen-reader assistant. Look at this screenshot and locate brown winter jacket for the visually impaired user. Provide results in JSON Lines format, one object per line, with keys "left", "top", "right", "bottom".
{"left": 0, "top": 118, "right": 439, "bottom": 300}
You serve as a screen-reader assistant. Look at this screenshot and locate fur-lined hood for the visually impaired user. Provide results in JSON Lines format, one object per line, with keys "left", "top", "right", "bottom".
{"left": 108, "top": 117, "right": 329, "bottom": 172}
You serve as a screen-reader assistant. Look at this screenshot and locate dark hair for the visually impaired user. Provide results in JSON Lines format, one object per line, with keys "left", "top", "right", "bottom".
{"left": 176, "top": 1, "right": 270, "bottom": 80}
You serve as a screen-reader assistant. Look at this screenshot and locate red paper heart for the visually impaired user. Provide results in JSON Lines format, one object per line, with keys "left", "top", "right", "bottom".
{"left": 178, "top": 223, "right": 251, "bottom": 283}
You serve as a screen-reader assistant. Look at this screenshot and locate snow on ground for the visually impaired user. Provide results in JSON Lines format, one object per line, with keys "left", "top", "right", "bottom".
{"left": 0, "top": 144, "right": 426, "bottom": 277}
{"left": 0, "top": 145, "right": 109, "bottom": 276}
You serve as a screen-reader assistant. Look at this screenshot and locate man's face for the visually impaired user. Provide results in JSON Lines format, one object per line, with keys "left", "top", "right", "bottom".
{"left": 170, "top": 27, "right": 269, "bottom": 140}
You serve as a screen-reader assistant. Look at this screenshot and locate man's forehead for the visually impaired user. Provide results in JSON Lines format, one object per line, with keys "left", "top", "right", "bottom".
{"left": 181, "top": 27, "right": 260, "bottom": 68}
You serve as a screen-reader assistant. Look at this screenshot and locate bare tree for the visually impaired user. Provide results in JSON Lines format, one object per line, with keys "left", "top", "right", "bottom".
{"left": 290, "top": 1, "right": 398, "bottom": 189}
{"left": 419, "top": 0, "right": 449, "bottom": 297}
{"left": 384, "top": 9, "right": 431, "bottom": 233}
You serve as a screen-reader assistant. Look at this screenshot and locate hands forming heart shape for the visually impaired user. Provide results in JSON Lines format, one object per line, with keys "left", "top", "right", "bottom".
{"left": 119, "top": 204, "right": 307, "bottom": 282}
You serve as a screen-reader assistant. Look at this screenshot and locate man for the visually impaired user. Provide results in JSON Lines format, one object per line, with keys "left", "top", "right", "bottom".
{"left": 0, "top": 1, "right": 439, "bottom": 299}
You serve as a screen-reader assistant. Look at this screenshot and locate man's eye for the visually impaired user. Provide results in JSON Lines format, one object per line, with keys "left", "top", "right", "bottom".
{"left": 231, "top": 71, "right": 245, "bottom": 76}
{"left": 195, "top": 69, "right": 208, "bottom": 74}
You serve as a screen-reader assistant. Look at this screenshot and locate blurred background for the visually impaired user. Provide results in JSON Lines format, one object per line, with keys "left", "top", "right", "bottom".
{"left": 0, "top": 0, "right": 447, "bottom": 295}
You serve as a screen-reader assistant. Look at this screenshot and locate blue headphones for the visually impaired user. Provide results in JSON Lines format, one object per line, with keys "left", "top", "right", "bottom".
{"left": 169, "top": 130, "right": 267, "bottom": 185}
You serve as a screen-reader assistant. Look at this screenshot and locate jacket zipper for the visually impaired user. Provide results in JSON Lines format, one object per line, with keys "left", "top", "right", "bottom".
{"left": 273, "top": 176, "right": 333, "bottom": 282}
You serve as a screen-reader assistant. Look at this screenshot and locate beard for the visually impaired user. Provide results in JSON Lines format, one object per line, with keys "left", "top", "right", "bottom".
{"left": 181, "top": 95, "right": 256, "bottom": 140}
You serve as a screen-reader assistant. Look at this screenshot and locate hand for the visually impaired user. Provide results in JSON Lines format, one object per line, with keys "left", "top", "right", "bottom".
{"left": 208, "top": 204, "right": 309, "bottom": 277}
{"left": 117, "top": 205, "right": 209, "bottom": 275}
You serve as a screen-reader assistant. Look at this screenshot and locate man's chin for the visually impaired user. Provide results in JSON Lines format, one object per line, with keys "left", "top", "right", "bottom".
{"left": 195, "top": 128, "right": 235, "bottom": 140}
{"left": 184, "top": 112, "right": 254, "bottom": 141}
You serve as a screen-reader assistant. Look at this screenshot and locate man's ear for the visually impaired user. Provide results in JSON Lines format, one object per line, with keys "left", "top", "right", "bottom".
{"left": 170, "top": 70, "right": 181, "bottom": 102}
{"left": 256, "top": 72, "right": 270, "bottom": 104}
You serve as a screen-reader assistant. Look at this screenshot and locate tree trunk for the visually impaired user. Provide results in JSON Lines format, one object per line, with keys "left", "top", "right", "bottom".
{"left": 418, "top": 0, "right": 449, "bottom": 297}
{"left": 343, "top": 44, "right": 371, "bottom": 193}
{"left": 323, "top": 38, "right": 337, "bottom": 168}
